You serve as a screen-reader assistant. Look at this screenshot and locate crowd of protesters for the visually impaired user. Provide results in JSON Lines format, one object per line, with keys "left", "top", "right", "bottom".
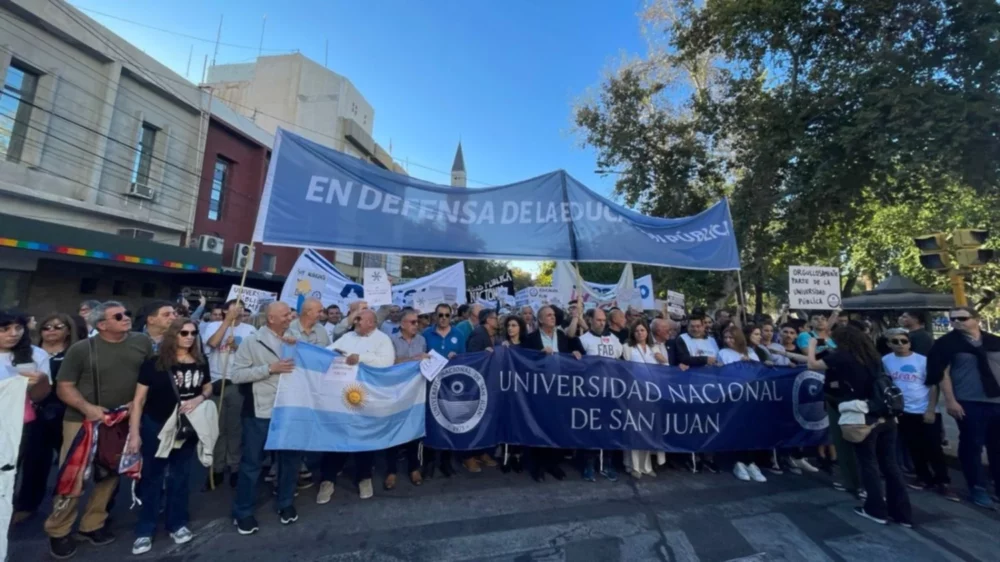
{"left": 3, "top": 294, "right": 999, "bottom": 558}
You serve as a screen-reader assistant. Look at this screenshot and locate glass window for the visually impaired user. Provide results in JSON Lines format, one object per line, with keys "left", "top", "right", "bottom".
{"left": 0, "top": 63, "right": 39, "bottom": 163}
{"left": 208, "top": 158, "right": 229, "bottom": 220}
{"left": 261, "top": 253, "right": 276, "bottom": 273}
{"left": 130, "top": 123, "right": 157, "bottom": 186}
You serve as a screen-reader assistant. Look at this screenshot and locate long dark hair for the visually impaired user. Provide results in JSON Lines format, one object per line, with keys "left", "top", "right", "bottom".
{"left": 156, "top": 317, "right": 206, "bottom": 372}
{"left": 35, "top": 313, "right": 79, "bottom": 350}
{"left": 0, "top": 309, "right": 33, "bottom": 365}
{"left": 628, "top": 319, "right": 653, "bottom": 346}
{"left": 743, "top": 323, "right": 771, "bottom": 362}
{"left": 830, "top": 325, "right": 881, "bottom": 369}
{"left": 503, "top": 315, "right": 526, "bottom": 343}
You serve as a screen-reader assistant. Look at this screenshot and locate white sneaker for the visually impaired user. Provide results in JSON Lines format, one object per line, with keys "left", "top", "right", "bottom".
{"left": 791, "top": 457, "right": 820, "bottom": 473}
{"left": 747, "top": 463, "right": 767, "bottom": 483}
{"left": 316, "top": 481, "right": 335, "bottom": 505}
{"left": 264, "top": 465, "right": 277, "bottom": 483}
{"left": 132, "top": 537, "right": 152, "bottom": 555}
{"left": 733, "top": 462, "right": 751, "bottom": 482}
{"left": 359, "top": 478, "right": 374, "bottom": 499}
{"left": 169, "top": 526, "right": 194, "bottom": 545}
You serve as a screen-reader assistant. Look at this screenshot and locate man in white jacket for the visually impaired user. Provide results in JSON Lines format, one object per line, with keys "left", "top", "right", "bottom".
{"left": 316, "top": 309, "right": 396, "bottom": 503}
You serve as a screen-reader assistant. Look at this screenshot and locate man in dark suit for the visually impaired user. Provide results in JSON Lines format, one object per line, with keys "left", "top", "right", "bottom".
{"left": 523, "top": 305, "right": 584, "bottom": 482}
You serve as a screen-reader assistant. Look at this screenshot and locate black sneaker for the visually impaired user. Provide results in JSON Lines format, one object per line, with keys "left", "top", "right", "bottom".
{"left": 77, "top": 526, "right": 115, "bottom": 546}
{"left": 230, "top": 471, "right": 239, "bottom": 488}
{"left": 234, "top": 515, "right": 259, "bottom": 536}
{"left": 853, "top": 506, "right": 887, "bottom": 525}
{"left": 49, "top": 536, "right": 77, "bottom": 559}
{"left": 279, "top": 506, "right": 299, "bottom": 525}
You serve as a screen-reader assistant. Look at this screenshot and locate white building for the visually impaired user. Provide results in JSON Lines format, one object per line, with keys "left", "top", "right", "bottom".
{"left": 205, "top": 53, "right": 403, "bottom": 279}
{"left": 0, "top": 0, "right": 207, "bottom": 244}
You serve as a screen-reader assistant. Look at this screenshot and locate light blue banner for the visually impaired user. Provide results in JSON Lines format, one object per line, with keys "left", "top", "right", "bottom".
{"left": 253, "top": 129, "right": 741, "bottom": 269}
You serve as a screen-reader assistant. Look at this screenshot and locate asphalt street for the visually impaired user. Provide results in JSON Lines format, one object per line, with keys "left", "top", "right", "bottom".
{"left": 8, "top": 458, "right": 1000, "bottom": 562}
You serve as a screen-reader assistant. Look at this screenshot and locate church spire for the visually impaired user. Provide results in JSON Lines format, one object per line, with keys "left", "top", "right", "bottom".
{"left": 450, "top": 142, "right": 467, "bottom": 188}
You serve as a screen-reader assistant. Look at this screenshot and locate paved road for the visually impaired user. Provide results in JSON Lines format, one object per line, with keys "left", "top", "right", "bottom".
{"left": 9, "top": 461, "right": 999, "bottom": 561}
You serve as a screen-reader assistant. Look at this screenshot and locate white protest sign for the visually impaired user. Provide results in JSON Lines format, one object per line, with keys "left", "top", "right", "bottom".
{"left": 413, "top": 289, "right": 445, "bottom": 314}
{"left": 363, "top": 268, "right": 392, "bottom": 307}
{"left": 420, "top": 350, "right": 449, "bottom": 382}
{"left": 788, "top": 266, "right": 841, "bottom": 310}
{"left": 226, "top": 286, "right": 277, "bottom": 313}
{"left": 666, "top": 290, "right": 686, "bottom": 317}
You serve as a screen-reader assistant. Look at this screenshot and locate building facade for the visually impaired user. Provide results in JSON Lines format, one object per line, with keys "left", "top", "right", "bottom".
{"left": 206, "top": 53, "right": 403, "bottom": 280}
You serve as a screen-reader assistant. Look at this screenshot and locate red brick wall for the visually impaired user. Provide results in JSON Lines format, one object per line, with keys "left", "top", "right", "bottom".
{"left": 192, "top": 118, "right": 334, "bottom": 275}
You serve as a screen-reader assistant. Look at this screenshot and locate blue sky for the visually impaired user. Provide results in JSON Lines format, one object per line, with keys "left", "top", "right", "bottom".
{"left": 72, "top": 0, "right": 647, "bottom": 272}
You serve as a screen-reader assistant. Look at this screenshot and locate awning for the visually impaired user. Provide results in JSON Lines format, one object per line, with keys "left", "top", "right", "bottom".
{"left": 841, "top": 274, "right": 955, "bottom": 311}
{"left": 0, "top": 213, "right": 222, "bottom": 273}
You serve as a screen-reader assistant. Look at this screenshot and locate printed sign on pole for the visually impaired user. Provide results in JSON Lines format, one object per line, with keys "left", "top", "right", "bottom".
{"left": 413, "top": 289, "right": 445, "bottom": 314}
{"left": 788, "top": 266, "right": 841, "bottom": 310}
{"left": 363, "top": 268, "right": 392, "bottom": 307}
{"left": 226, "top": 286, "right": 277, "bottom": 314}
{"left": 666, "top": 290, "right": 686, "bottom": 317}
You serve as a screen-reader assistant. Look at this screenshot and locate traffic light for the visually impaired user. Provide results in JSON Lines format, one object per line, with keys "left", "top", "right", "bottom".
{"left": 953, "top": 229, "right": 989, "bottom": 249}
{"left": 914, "top": 233, "right": 950, "bottom": 272}
{"left": 956, "top": 249, "right": 997, "bottom": 268}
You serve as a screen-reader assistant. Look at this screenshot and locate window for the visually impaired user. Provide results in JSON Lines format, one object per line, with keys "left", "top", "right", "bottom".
{"left": 112, "top": 280, "right": 128, "bottom": 296}
{"left": 208, "top": 158, "right": 229, "bottom": 220}
{"left": 130, "top": 123, "right": 157, "bottom": 186}
{"left": 0, "top": 63, "right": 39, "bottom": 163}
{"left": 79, "top": 278, "right": 98, "bottom": 294}
{"left": 261, "top": 253, "right": 276, "bottom": 274}
{"left": 141, "top": 282, "right": 157, "bottom": 298}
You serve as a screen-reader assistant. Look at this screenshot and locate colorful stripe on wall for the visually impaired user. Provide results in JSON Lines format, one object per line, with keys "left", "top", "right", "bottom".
{"left": 0, "top": 238, "right": 221, "bottom": 273}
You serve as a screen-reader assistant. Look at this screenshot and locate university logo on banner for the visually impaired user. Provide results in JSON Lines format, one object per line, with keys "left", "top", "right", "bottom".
{"left": 428, "top": 364, "right": 489, "bottom": 434}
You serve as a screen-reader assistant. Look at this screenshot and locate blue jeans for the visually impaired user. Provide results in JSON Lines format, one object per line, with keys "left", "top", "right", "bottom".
{"left": 135, "top": 415, "right": 196, "bottom": 538}
{"left": 955, "top": 401, "right": 1000, "bottom": 494}
{"left": 232, "top": 417, "right": 299, "bottom": 519}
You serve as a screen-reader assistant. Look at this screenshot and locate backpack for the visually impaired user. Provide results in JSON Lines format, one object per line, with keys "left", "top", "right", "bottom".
{"left": 868, "top": 367, "right": 905, "bottom": 418}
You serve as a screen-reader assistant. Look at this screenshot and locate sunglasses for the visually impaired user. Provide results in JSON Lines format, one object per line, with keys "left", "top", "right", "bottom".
{"left": 438, "top": 313, "right": 451, "bottom": 318}
{"left": 889, "top": 338, "right": 910, "bottom": 345}
{"left": 42, "top": 324, "right": 67, "bottom": 332}
{"left": 109, "top": 311, "right": 133, "bottom": 322}
{"left": 179, "top": 329, "right": 199, "bottom": 337}
{"left": 950, "top": 316, "right": 972, "bottom": 322}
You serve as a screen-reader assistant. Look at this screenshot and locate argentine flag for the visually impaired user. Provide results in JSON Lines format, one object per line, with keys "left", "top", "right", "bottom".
{"left": 265, "top": 342, "right": 426, "bottom": 452}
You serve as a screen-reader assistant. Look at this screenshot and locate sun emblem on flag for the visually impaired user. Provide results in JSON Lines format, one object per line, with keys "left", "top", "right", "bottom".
{"left": 342, "top": 383, "right": 368, "bottom": 410}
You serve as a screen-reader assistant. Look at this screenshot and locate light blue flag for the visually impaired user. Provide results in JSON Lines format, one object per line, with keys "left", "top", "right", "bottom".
{"left": 265, "top": 342, "right": 426, "bottom": 452}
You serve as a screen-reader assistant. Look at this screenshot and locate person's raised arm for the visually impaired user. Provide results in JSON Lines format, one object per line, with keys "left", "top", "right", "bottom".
{"left": 805, "top": 338, "right": 827, "bottom": 371}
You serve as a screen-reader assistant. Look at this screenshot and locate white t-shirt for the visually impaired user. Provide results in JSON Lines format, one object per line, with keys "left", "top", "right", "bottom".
{"left": 882, "top": 352, "right": 929, "bottom": 414}
{"left": 579, "top": 332, "right": 623, "bottom": 359}
{"left": 679, "top": 333, "right": 719, "bottom": 358}
{"left": 201, "top": 321, "right": 258, "bottom": 382}
{"left": 0, "top": 345, "right": 52, "bottom": 382}
{"left": 717, "top": 348, "right": 760, "bottom": 365}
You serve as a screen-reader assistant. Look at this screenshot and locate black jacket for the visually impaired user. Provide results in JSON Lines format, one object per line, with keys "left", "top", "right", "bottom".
{"left": 926, "top": 329, "right": 1000, "bottom": 397}
{"left": 673, "top": 336, "right": 711, "bottom": 367}
{"left": 523, "top": 328, "right": 584, "bottom": 355}
{"left": 466, "top": 325, "right": 501, "bottom": 353}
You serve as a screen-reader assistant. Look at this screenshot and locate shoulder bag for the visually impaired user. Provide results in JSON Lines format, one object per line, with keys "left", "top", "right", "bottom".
{"left": 91, "top": 338, "right": 129, "bottom": 473}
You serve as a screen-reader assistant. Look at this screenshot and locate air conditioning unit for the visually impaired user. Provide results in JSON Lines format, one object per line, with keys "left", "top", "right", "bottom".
{"left": 118, "top": 228, "right": 155, "bottom": 241}
{"left": 198, "top": 234, "right": 224, "bottom": 255}
{"left": 127, "top": 182, "right": 153, "bottom": 199}
{"left": 233, "top": 243, "right": 255, "bottom": 270}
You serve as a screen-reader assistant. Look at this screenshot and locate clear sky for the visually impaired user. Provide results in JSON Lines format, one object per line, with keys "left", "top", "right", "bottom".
{"left": 70, "top": 0, "right": 647, "bottom": 272}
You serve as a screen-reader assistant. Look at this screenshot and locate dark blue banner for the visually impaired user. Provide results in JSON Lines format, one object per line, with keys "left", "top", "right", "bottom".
{"left": 425, "top": 347, "right": 829, "bottom": 452}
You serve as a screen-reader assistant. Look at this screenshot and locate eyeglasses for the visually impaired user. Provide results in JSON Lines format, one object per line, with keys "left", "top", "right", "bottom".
{"left": 110, "top": 311, "right": 133, "bottom": 322}
{"left": 950, "top": 316, "right": 972, "bottom": 322}
{"left": 42, "top": 324, "right": 67, "bottom": 332}
{"left": 889, "top": 338, "right": 910, "bottom": 345}
{"left": 179, "top": 329, "right": 199, "bottom": 337}
{"left": 438, "top": 313, "right": 451, "bottom": 318}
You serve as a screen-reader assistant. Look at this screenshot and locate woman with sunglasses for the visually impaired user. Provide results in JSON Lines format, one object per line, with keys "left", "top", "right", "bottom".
{"left": 12, "top": 313, "right": 78, "bottom": 523}
{"left": 882, "top": 328, "right": 959, "bottom": 501}
{"left": 3, "top": 310, "right": 53, "bottom": 524}
{"left": 127, "top": 318, "right": 212, "bottom": 555}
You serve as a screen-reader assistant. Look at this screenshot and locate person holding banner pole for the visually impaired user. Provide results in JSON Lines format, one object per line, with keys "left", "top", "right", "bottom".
{"left": 523, "top": 305, "right": 584, "bottom": 482}
{"left": 578, "top": 308, "right": 624, "bottom": 483}
{"left": 623, "top": 319, "right": 665, "bottom": 478}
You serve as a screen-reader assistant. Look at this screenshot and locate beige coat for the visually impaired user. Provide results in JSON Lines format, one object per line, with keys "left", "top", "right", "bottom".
{"left": 229, "top": 326, "right": 286, "bottom": 419}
